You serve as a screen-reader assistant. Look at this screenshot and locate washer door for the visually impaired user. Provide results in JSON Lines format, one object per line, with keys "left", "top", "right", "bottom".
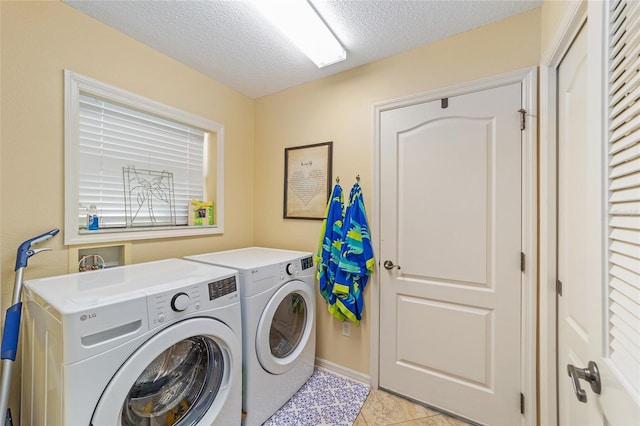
{"left": 91, "top": 317, "right": 239, "bottom": 426}
{"left": 256, "top": 279, "right": 314, "bottom": 375}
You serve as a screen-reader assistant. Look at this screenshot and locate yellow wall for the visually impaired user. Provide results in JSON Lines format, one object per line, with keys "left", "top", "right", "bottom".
{"left": 254, "top": 8, "right": 541, "bottom": 375}
{"left": 0, "top": 2, "right": 254, "bottom": 417}
{"left": 1, "top": 0, "right": 255, "bottom": 287}
{"left": 0, "top": 0, "right": 3, "bottom": 332}
{"left": 541, "top": 0, "right": 576, "bottom": 59}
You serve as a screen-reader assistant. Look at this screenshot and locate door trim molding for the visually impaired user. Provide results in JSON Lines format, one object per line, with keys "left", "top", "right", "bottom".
{"left": 371, "top": 67, "right": 538, "bottom": 425}
{"left": 539, "top": 2, "right": 587, "bottom": 425}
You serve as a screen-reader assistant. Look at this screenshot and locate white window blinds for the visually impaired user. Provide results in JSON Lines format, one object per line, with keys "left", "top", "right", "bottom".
{"left": 608, "top": 0, "right": 640, "bottom": 393}
{"left": 78, "top": 93, "right": 205, "bottom": 228}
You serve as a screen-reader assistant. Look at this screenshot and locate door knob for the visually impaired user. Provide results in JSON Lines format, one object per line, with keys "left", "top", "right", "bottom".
{"left": 567, "top": 361, "right": 601, "bottom": 403}
{"left": 383, "top": 260, "right": 401, "bottom": 270}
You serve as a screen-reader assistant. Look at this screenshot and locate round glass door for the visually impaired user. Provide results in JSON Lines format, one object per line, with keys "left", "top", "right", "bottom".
{"left": 91, "top": 317, "right": 239, "bottom": 426}
{"left": 121, "top": 336, "right": 224, "bottom": 425}
{"left": 256, "top": 280, "right": 314, "bottom": 374}
{"left": 269, "top": 293, "right": 306, "bottom": 359}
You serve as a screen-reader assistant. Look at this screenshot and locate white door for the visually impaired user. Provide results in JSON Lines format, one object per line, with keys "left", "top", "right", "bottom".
{"left": 557, "top": 3, "right": 640, "bottom": 424}
{"left": 379, "top": 82, "right": 522, "bottom": 425}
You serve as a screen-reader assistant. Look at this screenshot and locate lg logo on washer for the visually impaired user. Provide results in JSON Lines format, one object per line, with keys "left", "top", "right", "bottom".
{"left": 80, "top": 313, "right": 96, "bottom": 321}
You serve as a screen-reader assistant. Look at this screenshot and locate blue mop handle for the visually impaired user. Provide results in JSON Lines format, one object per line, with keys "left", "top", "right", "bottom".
{"left": 0, "top": 305, "right": 21, "bottom": 362}
{"left": 15, "top": 228, "right": 59, "bottom": 271}
{"left": 2, "top": 228, "right": 60, "bottom": 356}
{"left": 0, "top": 228, "right": 59, "bottom": 425}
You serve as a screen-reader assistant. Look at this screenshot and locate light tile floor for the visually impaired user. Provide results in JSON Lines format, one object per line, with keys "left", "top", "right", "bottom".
{"left": 354, "top": 389, "right": 472, "bottom": 426}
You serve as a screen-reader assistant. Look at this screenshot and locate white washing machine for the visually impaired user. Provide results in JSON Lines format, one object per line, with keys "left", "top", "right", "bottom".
{"left": 21, "top": 258, "right": 242, "bottom": 426}
{"left": 185, "top": 247, "right": 316, "bottom": 426}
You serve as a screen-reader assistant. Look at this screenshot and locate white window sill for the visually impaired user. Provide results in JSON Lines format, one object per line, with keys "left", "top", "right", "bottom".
{"left": 67, "top": 225, "right": 223, "bottom": 246}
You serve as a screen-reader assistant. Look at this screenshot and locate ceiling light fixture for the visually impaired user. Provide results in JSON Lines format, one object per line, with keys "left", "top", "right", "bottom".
{"left": 250, "top": 0, "right": 346, "bottom": 68}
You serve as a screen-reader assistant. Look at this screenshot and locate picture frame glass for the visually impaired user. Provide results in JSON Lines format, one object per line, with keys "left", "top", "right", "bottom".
{"left": 284, "top": 142, "right": 333, "bottom": 220}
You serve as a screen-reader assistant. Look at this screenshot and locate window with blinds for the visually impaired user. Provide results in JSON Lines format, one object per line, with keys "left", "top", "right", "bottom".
{"left": 64, "top": 70, "right": 224, "bottom": 245}
{"left": 79, "top": 93, "right": 205, "bottom": 228}
{"left": 607, "top": 0, "right": 640, "bottom": 393}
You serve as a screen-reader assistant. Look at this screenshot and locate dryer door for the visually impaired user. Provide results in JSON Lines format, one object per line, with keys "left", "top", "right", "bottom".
{"left": 256, "top": 279, "right": 315, "bottom": 374}
{"left": 91, "top": 317, "right": 240, "bottom": 426}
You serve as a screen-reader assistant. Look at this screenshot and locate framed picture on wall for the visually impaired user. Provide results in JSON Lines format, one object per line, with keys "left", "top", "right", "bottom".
{"left": 284, "top": 141, "right": 333, "bottom": 220}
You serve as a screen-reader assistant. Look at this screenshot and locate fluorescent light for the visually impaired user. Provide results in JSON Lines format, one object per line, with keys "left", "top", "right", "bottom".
{"left": 251, "top": 0, "right": 346, "bottom": 68}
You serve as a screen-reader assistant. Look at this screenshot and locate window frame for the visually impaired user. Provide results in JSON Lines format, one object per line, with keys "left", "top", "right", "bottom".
{"left": 64, "top": 70, "right": 224, "bottom": 245}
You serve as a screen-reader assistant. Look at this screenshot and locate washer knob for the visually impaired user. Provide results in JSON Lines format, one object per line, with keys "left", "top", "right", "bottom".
{"left": 171, "top": 292, "right": 190, "bottom": 312}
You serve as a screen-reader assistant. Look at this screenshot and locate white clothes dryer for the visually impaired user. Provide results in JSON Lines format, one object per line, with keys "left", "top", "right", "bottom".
{"left": 21, "top": 258, "right": 242, "bottom": 426}
{"left": 185, "top": 247, "right": 316, "bottom": 426}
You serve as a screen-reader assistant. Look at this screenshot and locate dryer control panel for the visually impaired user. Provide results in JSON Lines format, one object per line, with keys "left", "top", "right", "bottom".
{"left": 282, "top": 255, "right": 314, "bottom": 277}
{"left": 147, "top": 275, "right": 238, "bottom": 328}
{"left": 300, "top": 255, "right": 314, "bottom": 270}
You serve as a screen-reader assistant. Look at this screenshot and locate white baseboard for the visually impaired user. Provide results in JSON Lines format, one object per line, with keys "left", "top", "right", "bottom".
{"left": 314, "top": 358, "right": 371, "bottom": 386}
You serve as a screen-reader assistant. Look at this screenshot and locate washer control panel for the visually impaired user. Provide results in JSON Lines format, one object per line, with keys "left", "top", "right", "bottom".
{"left": 208, "top": 276, "right": 237, "bottom": 300}
{"left": 148, "top": 275, "right": 238, "bottom": 328}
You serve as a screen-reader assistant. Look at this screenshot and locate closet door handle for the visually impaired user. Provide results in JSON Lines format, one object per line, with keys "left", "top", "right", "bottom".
{"left": 567, "top": 361, "right": 601, "bottom": 403}
{"left": 383, "top": 260, "right": 401, "bottom": 270}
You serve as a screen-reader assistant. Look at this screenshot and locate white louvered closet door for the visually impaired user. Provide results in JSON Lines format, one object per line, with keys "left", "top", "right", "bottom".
{"left": 558, "top": 2, "right": 640, "bottom": 424}
{"left": 600, "top": 0, "right": 640, "bottom": 422}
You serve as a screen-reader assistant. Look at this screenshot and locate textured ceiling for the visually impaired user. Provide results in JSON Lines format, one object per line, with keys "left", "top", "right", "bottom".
{"left": 64, "top": 0, "right": 542, "bottom": 99}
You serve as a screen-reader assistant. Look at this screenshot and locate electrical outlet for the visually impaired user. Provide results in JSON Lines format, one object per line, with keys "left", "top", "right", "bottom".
{"left": 341, "top": 321, "right": 351, "bottom": 337}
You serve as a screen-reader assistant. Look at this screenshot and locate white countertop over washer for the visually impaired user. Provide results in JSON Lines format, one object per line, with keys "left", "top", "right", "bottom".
{"left": 187, "top": 246, "right": 314, "bottom": 270}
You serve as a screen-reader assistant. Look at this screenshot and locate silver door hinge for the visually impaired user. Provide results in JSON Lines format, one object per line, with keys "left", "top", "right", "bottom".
{"left": 520, "top": 252, "right": 525, "bottom": 272}
{"left": 557, "top": 279, "right": 563, "bottom": 296}
{"left": 518, "top": 108, "right": 526, "bottom": 130}
{"left": 520, "top": 393, "right": 525, "bottom": 414}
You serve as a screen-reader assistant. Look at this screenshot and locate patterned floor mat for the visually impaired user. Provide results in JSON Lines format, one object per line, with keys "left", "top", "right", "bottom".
{"left": 262, "top": 367, "right": 370, "bottom": 426}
